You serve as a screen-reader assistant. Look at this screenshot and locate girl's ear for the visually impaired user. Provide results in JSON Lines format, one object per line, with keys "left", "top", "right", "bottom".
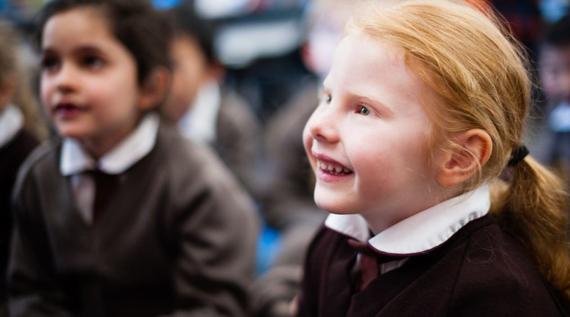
{"left": 435, "top": 129, "right": 493, "bottom": 188}
{"left": 138, "top": 68, "right": 171, "bottom": 112}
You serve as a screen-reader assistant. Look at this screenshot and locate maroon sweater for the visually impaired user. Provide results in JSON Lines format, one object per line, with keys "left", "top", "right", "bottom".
{"left": 297, "top": 215, "right": 569, "bottom": 317}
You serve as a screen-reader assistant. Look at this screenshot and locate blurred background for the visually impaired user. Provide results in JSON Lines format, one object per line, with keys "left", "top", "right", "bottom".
{"left": 0, "top": 0, "right": 569, "bottom": 123}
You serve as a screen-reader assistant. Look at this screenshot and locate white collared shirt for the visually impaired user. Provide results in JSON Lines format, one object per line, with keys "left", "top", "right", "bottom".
{"left": 178, "top": 80, "right": 221, "bottom": 144}
{"left": 0, "top": 104, "right": 24, "bottom": 148}
{"left": 60, "top": 114, "right": 159, "bottom": 224}
{"left": 325, "top": 184, "right": 490, "bottom": 274}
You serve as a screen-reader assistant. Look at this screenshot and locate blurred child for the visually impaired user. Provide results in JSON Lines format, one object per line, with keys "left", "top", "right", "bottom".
{"left": 0, "top": 20, "right": 44, "bottom": 317}
{"left": 252, "top": 2, "right": 353, "bottom": 316}
{"left": 8, "top": 0, "right": 258, "bottom": 316}
{"left": 297, "top": 1, "right": 570, "bottom": 316}
{"left": 538, "top": 14, "right": 570, "bottom": 186}
{"left": 162, "top": 4, "right": 260, "bottom": 196}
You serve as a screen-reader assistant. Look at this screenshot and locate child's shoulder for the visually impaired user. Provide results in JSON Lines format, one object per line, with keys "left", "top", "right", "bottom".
{"left": 11, "top": 139, "right": 61, "bottom": 200}
{"left": 155, "top": 122, "right": 252, "bottom": 201}
{"left": 156, "top": 123, "right": 234, "bottom": 180}
{"left": 445, "top": 218, "right": 566, "bottom": 315}
{"left": 154, "top": 122, "right": 257, "bottom": 228}
{"left": 16, "top": 139, "right": 60, "bottom": 180}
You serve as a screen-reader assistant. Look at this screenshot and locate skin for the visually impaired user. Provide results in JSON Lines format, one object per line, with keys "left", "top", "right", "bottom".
{"left": 303, "top": 33, "right": 448, "bottom": 233}
{"left": 162, "top": 35, "right": 219, "bottom": 123}
{"left": 40, "top": 7, "right": 156, "bottom": 159}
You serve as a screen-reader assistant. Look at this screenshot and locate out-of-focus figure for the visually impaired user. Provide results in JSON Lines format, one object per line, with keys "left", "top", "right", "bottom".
{"left": 252, "top": 1, "right": 354, "bottom": 316}
{"left": 162, "top": 4, "right": 262, "bottom": 197}
{"left": 537, "top": 14, "right": 570, "bottom": 188}
{"left": 0, "top": 20, "right": 45, "bottom": 317}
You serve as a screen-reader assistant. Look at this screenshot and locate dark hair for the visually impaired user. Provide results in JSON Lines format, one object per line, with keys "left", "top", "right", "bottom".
{"left": 167, "top": 4, "right": 217, "bottom": 66}
{"left": 35, "top": 0, "right": 173, "bottom": 85}
{"left": 542, "top": 14, "right": 570, "bottom": 48}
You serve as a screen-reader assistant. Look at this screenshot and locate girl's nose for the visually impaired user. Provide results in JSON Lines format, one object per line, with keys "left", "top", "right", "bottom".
{"left": 307, "top": 107, "right": 340, "bottom": 143}
{"left": 54, "top": 64, "right": 78, "bottom": 93}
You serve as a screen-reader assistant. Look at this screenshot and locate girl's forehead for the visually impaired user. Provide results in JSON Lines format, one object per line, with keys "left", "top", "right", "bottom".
{"left": 41, "top": 7, "right": 116, "bottom": 49}
{"left": 42, "top": 6, "right": 112, "bottom": 46}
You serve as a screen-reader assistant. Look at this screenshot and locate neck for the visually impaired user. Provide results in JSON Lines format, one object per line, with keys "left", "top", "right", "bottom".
{"left": 80, "top": 115, "right": 142, "bottom": 160}
{"left": 362, "top": 185, "right": 459, "bottom": 234}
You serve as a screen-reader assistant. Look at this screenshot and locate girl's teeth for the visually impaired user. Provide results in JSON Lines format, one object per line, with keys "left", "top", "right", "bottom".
{"left": 317, "top": 160, "right": 351, "bottom": 175}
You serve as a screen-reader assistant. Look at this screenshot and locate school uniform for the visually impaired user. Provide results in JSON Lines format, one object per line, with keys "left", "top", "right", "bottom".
{"left": 0, "top": 105, "right": 38, "bottom": 313}
{"left": 8, "top": 114, "right": 259, "bottom": 317}
{"left": 179, "top": 81, "right": 260, "bottom": 197}
{"left": 297, "top": 185, "right": 569, "bottom": 317}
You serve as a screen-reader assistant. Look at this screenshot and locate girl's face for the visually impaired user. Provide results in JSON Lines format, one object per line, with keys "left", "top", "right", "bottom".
{"left": 163, "top": 35, "right": 211, "bottom": 122}
{"left": 40, "top": 7, "right": 147, "bottom": 158}
{"left": 540, "top": 45, "right": 570, "bottom": 106}
{"left": 303, "top": 33, "right": 443, "bottom": 232}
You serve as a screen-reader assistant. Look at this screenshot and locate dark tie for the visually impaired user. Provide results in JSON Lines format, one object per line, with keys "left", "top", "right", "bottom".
{"left": 347, "top": 238, "right": 399, "bottom": 291}
{"left": 88, "top": 169, "right": 118, "bottom": 222}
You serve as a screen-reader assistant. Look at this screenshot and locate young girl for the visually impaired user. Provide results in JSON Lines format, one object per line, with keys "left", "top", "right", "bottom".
{"left": 297, "top": 1, "right": 570, "bottom": 316}
{"left": 8, "top": 1, "right": 258, "bottom": 316}
{"left": 0, "top": 21, "right": 45, "bottom": 316}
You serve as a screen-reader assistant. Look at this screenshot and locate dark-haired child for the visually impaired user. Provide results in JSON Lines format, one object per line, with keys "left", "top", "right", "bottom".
{"left": 162, "top": 5, "right": 260, "bottom": 197}
{"left": 8, "top": 1, "right": 258, "bottom": 316}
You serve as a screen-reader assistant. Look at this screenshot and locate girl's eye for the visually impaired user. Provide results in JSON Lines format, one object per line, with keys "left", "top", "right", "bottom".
{"left": 320, "top": 93, "right": 332, "bottom": 104}
{"left": 82, "top": 55, "right": 104, "bottom": 69}
{"left": 357, "top": 104, "right": 371, "bottom": 116}
{"left": 41, "top": 55, "right": 60, "bottom": 72}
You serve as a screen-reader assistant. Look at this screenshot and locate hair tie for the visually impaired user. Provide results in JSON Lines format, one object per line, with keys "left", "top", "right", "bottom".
{"left": 507, "top": 145, "right": 529, "bottom": 167}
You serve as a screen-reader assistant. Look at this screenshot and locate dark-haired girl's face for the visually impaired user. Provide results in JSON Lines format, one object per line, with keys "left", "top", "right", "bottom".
{"left": 40, "top": 7, "right": 150, "bottom": 158}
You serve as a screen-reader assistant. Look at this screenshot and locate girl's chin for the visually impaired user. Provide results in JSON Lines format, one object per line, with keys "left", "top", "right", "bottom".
{"left": 313, "top": 196, "right": 356, "bottom": 215}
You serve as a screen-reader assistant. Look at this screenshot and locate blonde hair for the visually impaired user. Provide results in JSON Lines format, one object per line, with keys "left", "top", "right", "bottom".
{"left": 349, "top": 0, "right": 570, "bottom": 298}
{"left": 0, "top": 21, "right": 46, "bottom": 140}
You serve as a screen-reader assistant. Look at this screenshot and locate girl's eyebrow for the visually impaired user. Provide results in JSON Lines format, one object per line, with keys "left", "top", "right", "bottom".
{"left": 344, "top": 88, "right": 394, "bottom": 116}
{"left": 360, "top": 95, "right": 394, "bottom": 116}
{"left": 41, "top": 44, "right": 106, "bottom": 56}
{"left": 74, "top": 45, "right": 106, "bottom": 56}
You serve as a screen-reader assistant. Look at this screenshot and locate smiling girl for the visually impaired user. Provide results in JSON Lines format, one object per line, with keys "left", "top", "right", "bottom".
{"left": 297, "top": 1, "right": 570, "bottom": 316}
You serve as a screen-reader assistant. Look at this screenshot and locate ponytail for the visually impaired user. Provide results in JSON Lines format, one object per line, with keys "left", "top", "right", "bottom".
{"left": 493, "top": 156, "right": 570, "bottom": 298}
{"left": 350, "top": 0, "right": 570, "bottom": 299}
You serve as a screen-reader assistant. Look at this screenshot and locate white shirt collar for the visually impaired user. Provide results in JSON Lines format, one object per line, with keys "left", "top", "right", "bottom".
{"left": 179, "top": 80, "right": 221, "bottom": 144}
{"left": 60, "top": 113, "right": 159, "bottom": 175}
{"left": 325, "top": 184, "right": 490, "bottom": 255}
{"left": 0, "top": 104, "right": 24, "bottom": 148}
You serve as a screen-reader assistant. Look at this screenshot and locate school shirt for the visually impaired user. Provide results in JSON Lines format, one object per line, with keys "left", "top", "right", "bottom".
{"left": 59, "top": 114, "right": 159, "bottom": 224}
{"left": 0, "top": 105, "right": 38, "bottom": 306}
{"left": 179, "top": 81, "right": 260, "bottom": 197}
{"left": 8, "top": 115, "right": 259, "bottom": 317}
{"left": 297, "top": 185, "right": 569, "bottom": 317}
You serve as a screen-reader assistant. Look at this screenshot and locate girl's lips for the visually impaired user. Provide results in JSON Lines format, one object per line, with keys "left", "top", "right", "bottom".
{"left": 53, "top": 103, "right": 85, "bottom": 120}
{"left": 312, "top": 152, "right": 354, "bottom": 181}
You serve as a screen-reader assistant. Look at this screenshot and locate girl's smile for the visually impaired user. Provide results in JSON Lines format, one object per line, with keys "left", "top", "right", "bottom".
{"left": 313, "top": 151, "right": 354, "bottom": 182}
